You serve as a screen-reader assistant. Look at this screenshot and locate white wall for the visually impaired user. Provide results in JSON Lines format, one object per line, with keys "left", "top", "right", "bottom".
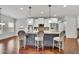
{"left": 77, "top": 16, "right": 79, "bottom": 28}
{"left": 64, "top": 16, "right": 77, "bottom": 38}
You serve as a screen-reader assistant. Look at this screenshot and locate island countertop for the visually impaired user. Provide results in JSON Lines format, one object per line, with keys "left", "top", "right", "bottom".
{"left": 25, "top": 31, "right": 60, "bottom": 34}
{"left": 0, "top": 32, "right": 17, "bottom": 40}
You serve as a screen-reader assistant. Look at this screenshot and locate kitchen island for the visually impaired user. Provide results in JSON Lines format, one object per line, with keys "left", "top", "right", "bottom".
{"left": 0, "top": 32, "right": 18, "bottom": 54}
{"left": 25, "top": 31, "right": 60, "bottom": 47}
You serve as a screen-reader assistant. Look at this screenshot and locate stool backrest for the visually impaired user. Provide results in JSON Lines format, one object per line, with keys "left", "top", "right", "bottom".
{"left": 36, "top": 31, "right": 44, "bottom": 41}
{"left": 18, "top": 30, "right": 26, "bottom": 40}
{"left": 37, "top": 31, "right": 44, "bottom": 37}
{"left": 59, "top": 31, "right": 65, "bottom": 41}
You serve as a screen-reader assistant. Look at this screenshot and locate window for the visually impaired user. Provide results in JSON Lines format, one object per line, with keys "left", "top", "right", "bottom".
{"left": 8, "top": 22, "right": 14, "bottom": 28}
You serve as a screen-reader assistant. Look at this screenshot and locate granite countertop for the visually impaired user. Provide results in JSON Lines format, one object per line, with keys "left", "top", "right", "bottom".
{"left": 0, "top": 32, "right": 17, "bottom": 40}
{"left": 26, "top": 31, "right": 60, "bottom": 34}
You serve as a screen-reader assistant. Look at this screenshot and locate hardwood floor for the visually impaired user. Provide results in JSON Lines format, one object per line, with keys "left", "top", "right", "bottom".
{"left": 0, "top": 37, "right": 79, "bottom": 54}
{"left": 19, "top": 46, "right": 64, "bottom": 54}
{"left": 64, "top": 38, "right": 79, "bottom": 54}
{"left": 19, "top": 38, "right": 79, "bottom": 54}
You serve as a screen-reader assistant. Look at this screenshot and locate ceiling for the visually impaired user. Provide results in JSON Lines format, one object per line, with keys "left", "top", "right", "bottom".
{"left": 0, "top": 5, "right": 79, "bottom": 19}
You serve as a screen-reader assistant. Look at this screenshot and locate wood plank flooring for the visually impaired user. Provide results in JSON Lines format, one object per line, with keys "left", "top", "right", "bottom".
{"left": 19, "top": 46, "right": 64, "bottom": 54}
{"left": 0, "top": 37, "right": 79, "bottom": 54}
{"left": 64, "top": 38, "right": 79, "bottom": 54}
{"left": 19, "top": 38, "right": 79, "bottom": 54}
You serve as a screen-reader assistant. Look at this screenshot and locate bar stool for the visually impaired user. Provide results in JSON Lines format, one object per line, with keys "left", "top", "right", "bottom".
{"left": 35, "top": 31, "right": 44, "bottom": 51}
{"left": 18, "top": 30, "right": 26, "bottom": 49}
{"left": 53, "top": 32, "right": 64, "bottom": 52}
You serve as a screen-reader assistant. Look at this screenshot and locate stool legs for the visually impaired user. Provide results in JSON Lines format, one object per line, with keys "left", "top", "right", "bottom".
{"left": 35, "top": 41, "right": 44, "bottom": 51}
{"left": 35, "top": 37, "right": 44, "bottom": 51}
{"left": 41, "top": 41, "right": 44, "bottom": 50}
{"left": 35, "top": 41, "right": 36, "bottom": 48}
{"left": 23, "top": 39, "right": 26, "bottom": 49}
{"left": 35, "top": 41, "right": 39, "bottom": 51}
{"left": 53, "top": 40, "right": 62, "bottom": 52}
{"left": 37, "top": 41, "right": 39, "bottom": 51}
{"left": 53, "top": 40, "right": 54, "bottom": 49}
{"left": 62, "top": 41, "right": 64, "bottom": 50}
{"left": 59, "top": 41, "right": 61, "bottom": 52}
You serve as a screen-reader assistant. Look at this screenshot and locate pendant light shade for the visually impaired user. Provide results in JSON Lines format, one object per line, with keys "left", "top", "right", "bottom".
{"left": 28, "top": 6, "right": 32, "bottom": 24}
{"left": 48, "top": 5, "right": 51, "bottom": 18}
{"left": 28, "top": 6, "right": 31, "bottom": 18}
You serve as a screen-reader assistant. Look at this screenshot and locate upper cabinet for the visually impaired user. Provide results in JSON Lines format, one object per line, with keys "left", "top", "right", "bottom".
{"left": 27, "top": 18, "right": 34, "bottom": 32}
{"left": 34, "top": 19, "right": 38, "bottom": 27}
{"left": 27, "top": 18, "right": 34, "bottom": 25}
{"left": 49, "top": 18, "right": 58, "bottom": 23}
{"left": 44, "top": 19, "right": 49, "bottom": 27}
{"left": 34, "top": 18, "right": 44, "bottom": 27}
{"left": 38, "top": 18, "right": 44, "bottom": 24}
{"left": 34, "top": 18, "right": 59, "bottom": 27}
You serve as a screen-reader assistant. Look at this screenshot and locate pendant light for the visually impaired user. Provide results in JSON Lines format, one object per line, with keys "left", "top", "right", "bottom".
{"left": 28, "top": 6, "right": 32, "bottom": 24}
{"left": 28, "top": 6, "right": 33, "bottom": 32}
{"left": 0, "top": 8, "right": 5, "bottom": 25}
{"left": 48, "top": 5, "right": 51, "bottom": 18}
{"left": 48, "top": 5, "right": 52, "bottom": 23}
{"left": 28, "top": 6, "right": 31, "bottom": 18}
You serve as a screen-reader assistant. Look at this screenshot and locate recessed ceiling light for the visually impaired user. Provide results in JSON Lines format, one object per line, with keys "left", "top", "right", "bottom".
{"left": 63, "top": 5, "right": 67, "bottom": 7}
{"left": 40, "top": 11, "right": 44, "bottom": 14}
{"left": 54, "top": 14, "right": 56, "bottom": 16}
{"left": 28, "top": 21, "right": 32, "bottom": 24}
{"left": 20, "top": 8, "right": 23, "bottom": 10}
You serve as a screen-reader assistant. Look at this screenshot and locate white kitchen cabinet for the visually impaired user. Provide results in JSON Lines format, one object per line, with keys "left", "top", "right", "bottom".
{"left": 44, "top": 19, "right": 49, "bottom": 27}
{"left": 34, "top": 18, "right": 59, "bottom": 28}
{"left": 34, "top": 18, "right": 44, "bottom": 27}
{"left": 27, "top": 18, "right": 34, "bottom": 25}
{"left": 51, "top": 18, "right": 58, "bottom": 23}
{"left": 37, "top": 18, "right": 44, "bottom": 24}
{"left": 34, "top": 19, "right": 38, "bottom": 27}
